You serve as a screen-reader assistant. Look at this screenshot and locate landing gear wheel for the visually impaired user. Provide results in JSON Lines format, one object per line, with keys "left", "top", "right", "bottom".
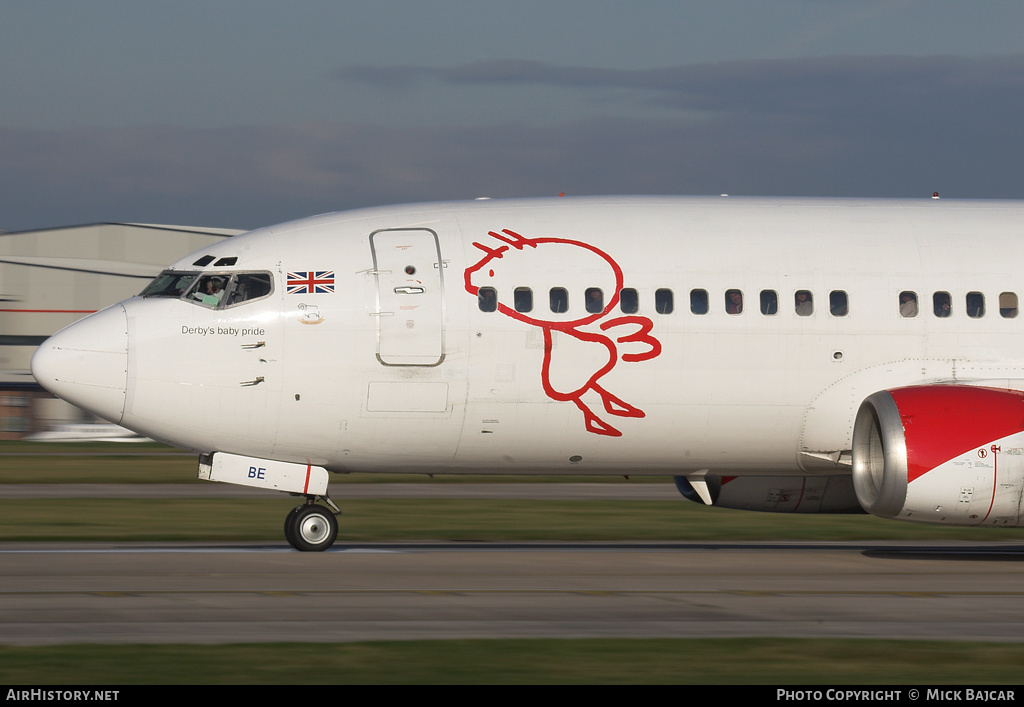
{"left": 283, "top": 504, "right": 304, "bottom": 548}
{"left": 287, "top": 504, "right": 338, "bottom": 552}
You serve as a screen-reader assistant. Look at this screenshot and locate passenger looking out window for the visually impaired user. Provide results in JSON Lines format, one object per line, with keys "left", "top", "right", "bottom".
{"left": 725, "top": 289, "right": 743, "bottom": 315}
{"left": 899, "top": 291, "right": 918, "bottom": 318}
{"left": 794, "top": 290, "right": 813, "bottom": 316}
{"left": 478, "top": 287, "right": 497, "bottom": 312}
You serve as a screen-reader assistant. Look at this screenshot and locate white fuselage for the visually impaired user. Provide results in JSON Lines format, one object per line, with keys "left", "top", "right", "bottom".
{"left": 32, "top": 196, "right": 1024, "bottom": 477}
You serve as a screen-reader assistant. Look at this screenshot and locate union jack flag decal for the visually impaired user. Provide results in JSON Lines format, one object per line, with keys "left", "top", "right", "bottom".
{"left": 287, "top": 271, "right": 335, "bottom": 294}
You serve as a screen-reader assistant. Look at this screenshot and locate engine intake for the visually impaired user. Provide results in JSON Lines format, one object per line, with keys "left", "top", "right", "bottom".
{"left": 852, "top": 385, "right": 1024, "bottom": 526}
{"left": 851, "top": 390, "right": 909, "bottom": 519}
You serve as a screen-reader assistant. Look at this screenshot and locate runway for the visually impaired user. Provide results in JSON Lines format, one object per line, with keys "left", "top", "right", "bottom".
{"left": 2, "top": 541, "right": 1023, "bottom": 645}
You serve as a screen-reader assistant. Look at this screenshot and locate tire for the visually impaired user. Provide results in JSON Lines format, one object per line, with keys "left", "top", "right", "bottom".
{"left": 283, "top": 504, "right": 304, "bottom": 549}
{"left": 290, "top": 504, "right": 338, "bottom": 552}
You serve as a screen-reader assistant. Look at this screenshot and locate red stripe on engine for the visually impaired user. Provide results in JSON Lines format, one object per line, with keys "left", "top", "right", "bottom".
{"left": 890, "top": 386, "right": 1024, "bottom": 483}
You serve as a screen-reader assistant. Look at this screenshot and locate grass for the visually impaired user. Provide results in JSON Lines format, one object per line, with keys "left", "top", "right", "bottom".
{"left": 1, "top": 639, "right": 1023, "bottom": 684}
{"left": 2, "top": 441, "right": 1024, "bottom": 542}
{"left": 1, "top": 497, "right": 1023, "bottom": 543}
{"left": 0, "top": 441, "right": 665, "bottom": 484}
{"left": 0, "top": 451, "right": 199, "bottom": 484}
{"left": 2, "top": 445, "right": 1022, "bottom": 686}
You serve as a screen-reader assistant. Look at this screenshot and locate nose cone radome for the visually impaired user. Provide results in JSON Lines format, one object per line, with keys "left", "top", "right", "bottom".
{"left": 31, "top": 304, "right": 129, "bottom": 424}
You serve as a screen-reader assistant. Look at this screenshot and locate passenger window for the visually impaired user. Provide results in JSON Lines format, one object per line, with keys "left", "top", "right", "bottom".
{"left": 899, "top": 291, "right": 918, "bottom": 318}
{"left": 829, "top": 290, "right": 848, "bottom": 317}
{"left": 619, "top": 288, "right": 639, "bottom": 314}
{"left": 794, "top": 290, "right": 813, "bottom": 316}
{"left": 760, "top": 290, "right": 778, "bottom": 315}
{"left": 933, "top": 291, "right": 951, "bottom": 317}
{"left": 690, "top": 289, "right": 708, "bottom": 315}
{"left": 725, "top": 289, "right": 743, "bottom": 314}
{"left": 655, "top": 289, "right": 674, "bottom": 314}
{"left": 550, "top": 287, "right": 568, "bottom": 313}
{"left": 966, "top": 292, "right": 984, "bottom": 318}
{"left": 514, "top": 287, "right": 533, "bottom": 313}
{"left": 585, "top": 288, "right": 604, "bottom": 314}
{"left": 1000, "top": 292, "right": 1018, "bottom": 318}
{"left": 478, "top": 287, "right": 497, "bottom": 312}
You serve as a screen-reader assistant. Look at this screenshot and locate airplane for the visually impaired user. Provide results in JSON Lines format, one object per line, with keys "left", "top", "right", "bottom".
{"left": 29, "top": 195, "right": 1024, "bottom": 550}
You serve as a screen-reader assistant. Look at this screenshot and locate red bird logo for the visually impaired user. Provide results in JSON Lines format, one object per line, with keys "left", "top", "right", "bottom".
{"left": 465, "top": 229, "right": 662, "bottom": 437}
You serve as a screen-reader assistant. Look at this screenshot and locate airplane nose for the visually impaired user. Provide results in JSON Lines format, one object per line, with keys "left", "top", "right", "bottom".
{"left": 31, "top": 304, "right": 129, "bottom": 424}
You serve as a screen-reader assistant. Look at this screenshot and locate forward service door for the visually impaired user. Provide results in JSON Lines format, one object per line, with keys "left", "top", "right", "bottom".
{"left": 369, "top": 228, "right": 445, "bottom": 366}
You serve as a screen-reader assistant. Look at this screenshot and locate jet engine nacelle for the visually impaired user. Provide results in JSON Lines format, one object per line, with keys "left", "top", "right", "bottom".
{"left": 852, "top": 386, "right": 1024, "bottom": 526}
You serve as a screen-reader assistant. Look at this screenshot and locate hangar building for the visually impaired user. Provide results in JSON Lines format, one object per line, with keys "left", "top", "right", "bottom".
{"left": 0, "top": 223, "right": 244, "bottom": 439}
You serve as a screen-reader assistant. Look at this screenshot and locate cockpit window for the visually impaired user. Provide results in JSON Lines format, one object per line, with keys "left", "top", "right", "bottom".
{"left": 188, "top": 275, "right": 229, "bottom": 307}
{"left": 140, "top": 271, "right": 199, "bottom": 298}
{"left": 141, "top": 270, "right": 274, "bottom": 309}
{"left": 225, "top": 273, "right": 273, "bottom": 307}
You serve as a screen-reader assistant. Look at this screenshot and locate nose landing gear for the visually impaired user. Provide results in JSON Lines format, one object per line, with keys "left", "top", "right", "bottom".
{"left": 284, "top": 499, "right": 340, "bottom": 551}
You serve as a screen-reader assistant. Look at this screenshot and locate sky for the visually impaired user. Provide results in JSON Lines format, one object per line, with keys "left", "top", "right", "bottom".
{"left": 1, "top": 1, "right": 1022, "bottom": 231}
